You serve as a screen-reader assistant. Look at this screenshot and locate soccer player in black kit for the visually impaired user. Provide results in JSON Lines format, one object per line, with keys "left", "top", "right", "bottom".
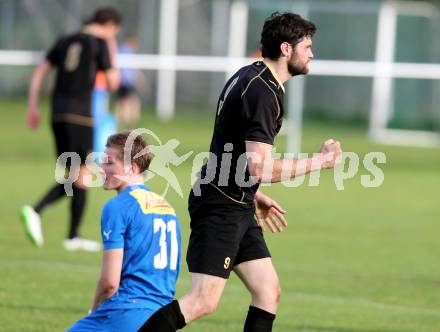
{"left": 21, "top": 7, "right": 121, "bottom": 251}
{"left": 140, "top": 12, "right": 343, "bottom": 332}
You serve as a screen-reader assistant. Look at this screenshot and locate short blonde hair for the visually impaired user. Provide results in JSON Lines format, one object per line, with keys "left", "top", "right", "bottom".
{"left": 106, "top": 131, "right": 152, "bottom": 173}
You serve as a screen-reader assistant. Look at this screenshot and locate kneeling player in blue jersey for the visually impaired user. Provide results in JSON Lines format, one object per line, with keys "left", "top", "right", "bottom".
{"left": 68, "top": 131, "right": 181, "bottom": 331}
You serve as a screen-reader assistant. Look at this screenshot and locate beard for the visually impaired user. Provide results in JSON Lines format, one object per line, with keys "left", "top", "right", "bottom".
{"left": 287, "top": 56, "right": 309, "bottom": 76}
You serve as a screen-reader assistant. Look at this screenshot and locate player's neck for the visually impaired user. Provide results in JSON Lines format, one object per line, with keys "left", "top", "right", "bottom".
{"left": 263, "top": 58, "right": 291, "bottom": 84}
{"left": 116, "top": 175, "right": 145, "bottom": 193}
{"left": 82, "top": 24, "right": 107, "bottom": 39}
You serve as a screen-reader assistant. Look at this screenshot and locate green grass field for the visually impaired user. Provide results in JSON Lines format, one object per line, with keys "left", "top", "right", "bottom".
{"left": 1, "top": 98, "right": 440, "bottom": 331}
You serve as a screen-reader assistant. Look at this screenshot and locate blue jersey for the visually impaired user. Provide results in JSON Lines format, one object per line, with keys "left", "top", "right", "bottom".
{"left": 98, "top": 184, "right": 181, "bottom": 311}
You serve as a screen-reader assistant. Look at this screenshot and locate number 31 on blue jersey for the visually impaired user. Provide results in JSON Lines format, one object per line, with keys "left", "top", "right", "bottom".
{"left": 153, "top": 218, "right": 179, "bottom": 270}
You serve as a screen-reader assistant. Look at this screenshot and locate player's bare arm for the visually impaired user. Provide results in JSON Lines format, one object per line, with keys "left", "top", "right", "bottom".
{"left": 105, "top": 35, "right": 121, "bottom": 92}
{"left": 245, "top": 139, "right": 342, "bottom": 184}
{"left": 91, "top": 248, "right": 123, "bottom": 311}
{"left": 26, "top": 60, "right": 52, "bottom": 129}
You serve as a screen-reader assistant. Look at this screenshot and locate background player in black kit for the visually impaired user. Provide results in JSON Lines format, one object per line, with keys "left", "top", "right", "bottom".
{"left": 141, "top": 12, "right": 343, "bottom": 332}
{"left": 21, "top": 7, "right": 121, "bottom": 251}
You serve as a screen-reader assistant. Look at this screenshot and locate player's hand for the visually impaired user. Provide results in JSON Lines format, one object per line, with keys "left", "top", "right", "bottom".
{"left": 26, "top": 107, "right": 40, "bottom": 129}
{"left": 254, "top": 191, "right": 287, "bottom": 233}
{"left": 319, "top": 139, "right": 342, "bottom": 169}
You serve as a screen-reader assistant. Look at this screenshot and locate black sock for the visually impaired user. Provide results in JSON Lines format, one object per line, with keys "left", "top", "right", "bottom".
{"left": 68, "top": 187, "right": 86, "bottom": 239}
{"left": 243, "top": 306, "right": 276, "bottom": 332}
{"left": 138, "top": 300, "right": 186, "bottom": 331}
{"left": 34, "top": 184, "right": 65, "bottom": 214}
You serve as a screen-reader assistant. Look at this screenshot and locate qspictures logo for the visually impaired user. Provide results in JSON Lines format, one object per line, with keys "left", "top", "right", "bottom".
{"left": 54, "top": 128, "right": 386, "bottom": 197}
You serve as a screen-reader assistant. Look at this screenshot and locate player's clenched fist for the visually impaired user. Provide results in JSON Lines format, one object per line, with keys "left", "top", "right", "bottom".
{"left": 319, "top": 138, "right": 342, "bottom": 169}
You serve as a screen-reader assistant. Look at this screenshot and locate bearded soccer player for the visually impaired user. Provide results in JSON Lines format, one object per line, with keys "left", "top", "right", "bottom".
{"left": 141, "top": 12, "right": 342, "bottom": 332}
{"left": 20, "top": 7, "right": 121, "bottom": 251}
{"left": 68, "top": 132, "right": 181, "bottom": 331}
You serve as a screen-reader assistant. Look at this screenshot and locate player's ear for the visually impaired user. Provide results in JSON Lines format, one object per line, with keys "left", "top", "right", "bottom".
{"left": 131, "top": 162, "right": 140, "bottom": 175}
{"left": 280, "top": 42, "right": 291, "bottom": 57}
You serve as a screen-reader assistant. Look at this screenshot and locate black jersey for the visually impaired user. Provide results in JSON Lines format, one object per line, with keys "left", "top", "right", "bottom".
{"left": 200, "top": 61, "right": 285, "bottom": 200}
{"left": 46, "top": 32, "right": 111, "bottom": 119}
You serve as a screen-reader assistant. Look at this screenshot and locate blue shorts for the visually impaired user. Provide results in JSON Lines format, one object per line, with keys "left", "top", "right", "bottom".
{"left": 67, "top": 307, "right": 155, "bottom": 332}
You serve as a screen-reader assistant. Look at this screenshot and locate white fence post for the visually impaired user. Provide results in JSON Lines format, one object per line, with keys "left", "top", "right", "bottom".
{"left": 369, "top": 0, "right": 397, "bottom": 138}
{"left": 226, "top": 0, "right": 249, "bottom": 80}
{"left": 157, "top": 0, "right": 179, "bottom": 120}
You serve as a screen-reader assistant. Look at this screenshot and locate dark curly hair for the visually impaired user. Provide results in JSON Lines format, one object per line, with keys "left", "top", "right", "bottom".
{"left": 261, "top": 12, "right": 316, "bottom": 60}
{"left": 86, "top": 7, "right": 122, "bottom": 25}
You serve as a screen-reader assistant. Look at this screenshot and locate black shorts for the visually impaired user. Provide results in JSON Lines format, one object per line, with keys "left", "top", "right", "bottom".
{"left": 186, "top": 184, "right": 271, "bottom": 279}
{"left": 51, "top": 121, "right": 93, "bottom": 165}
{"left": 116, "top": 85, "right": 136, "bottom": 98}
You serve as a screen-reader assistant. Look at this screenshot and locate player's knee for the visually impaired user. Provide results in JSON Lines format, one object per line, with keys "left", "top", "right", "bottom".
{"left": 274, "top": 285, "right": 282, "bottom": 304}
{"left": 264, "top": 283, "right": 281, "bottom": 305}
{"left": 253, "top": 281, "right": 281, "bottom": 306}
{"left": 189, "top": 292, "right": 220, "bottom": 318}
{"left": 199, "top": 293, "right": 220, "bottom": 316}
{"left": 201, "top": 300, "right": 218, "bottom": 316}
